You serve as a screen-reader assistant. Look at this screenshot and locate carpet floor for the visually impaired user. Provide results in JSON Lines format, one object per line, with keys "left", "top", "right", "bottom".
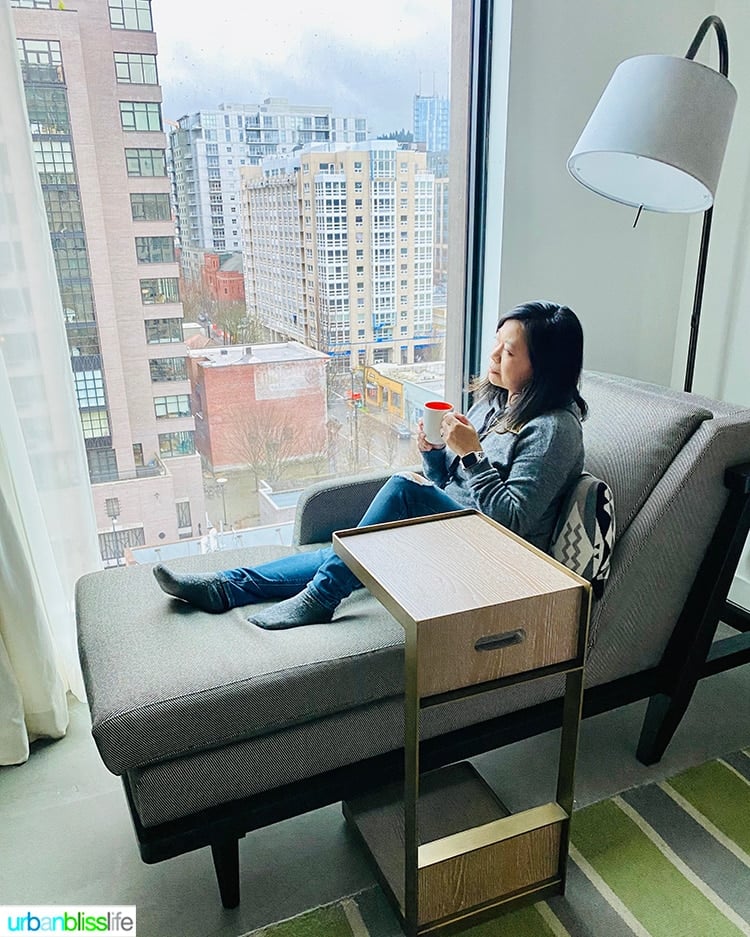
{"left": 242, "top": 749, "right": 750, "bottom": 937}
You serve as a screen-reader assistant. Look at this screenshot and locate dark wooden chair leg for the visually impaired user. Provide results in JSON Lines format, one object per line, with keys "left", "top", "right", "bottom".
{"left": 637, "top": 691, "right": 695, "bottom": 765}
{"left": 636, "top": 466, "right": 750, "bottom": 766}
{"left": 211, "top": 837, "right": 240, "bottom": 908}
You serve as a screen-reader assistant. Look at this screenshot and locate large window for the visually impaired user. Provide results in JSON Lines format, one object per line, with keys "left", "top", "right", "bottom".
{"left": 145, "top": 318, "right": 183, "bottom": 344}
{"left": 135, "top": 236, "right": 175, "bottom": 264}
{"left": 125, "top": 147, "right": 166, "bottom": 176}
{"left": 25, "top": 86, "right": 69, "bottom": 135}
{"left": 149, "top": 357, "right": 188, "bottom": 382}
{"left": 131, "top": 192, "right": 171, "bottom": 221}
{"left": 140, "top": 277, "right": 179, "bottom": 304}
{"left": 73, "top": 369, "right": 106, "bottom": 408}
{"left": 12, "top": 0, "right": 461, "bottom": 569}
{"left": 109, "top": 0, "right": 153, "bottom": 31}
{"left": 159, "top": 431, "right": 195, "bottom": 458}
{"left": 114, "top": 52, "right": 158, "bottom": 84}
{"left": 154, "top": 394, "right": 191, "bottom": 419}
{"left": 34, "top": 140, "right": 74, "bottom": 185}
{"left": 17, "top": 38, "right": 63, "bottom": 83}
{"left": 119, "top": 101, "right": 162, "bottom": 132}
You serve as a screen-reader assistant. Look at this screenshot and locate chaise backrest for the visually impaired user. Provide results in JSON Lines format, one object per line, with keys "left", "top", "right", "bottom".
{"left": 580, "top": 371, "right": 713, "bottom": 537}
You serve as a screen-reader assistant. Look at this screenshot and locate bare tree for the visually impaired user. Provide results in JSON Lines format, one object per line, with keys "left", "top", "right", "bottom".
{"left": 181, "top": 278, "right": 213, "bottom": 325}
{"left": 380, "top": 417, "right": 399, "bottom": 467}
{"left": 228, "top": 407, "right": 300, "bottom": 485}
{"left": 213, "top": 301, "right": 248, "bottom": 345}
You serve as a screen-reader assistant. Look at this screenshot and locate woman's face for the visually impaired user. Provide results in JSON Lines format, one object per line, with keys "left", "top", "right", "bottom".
{"left": 488, "top": 319, "right": 533, "bottom": 395}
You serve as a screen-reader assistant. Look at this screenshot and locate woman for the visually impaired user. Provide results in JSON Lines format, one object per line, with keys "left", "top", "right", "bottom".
{"left": 153, "top": 301, "right": 587, "bottom": 628}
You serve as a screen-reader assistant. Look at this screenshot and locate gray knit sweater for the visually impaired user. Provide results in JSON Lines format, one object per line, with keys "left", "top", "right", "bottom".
{"left": 421, "top": 398, "right": 584, "bottom": 551}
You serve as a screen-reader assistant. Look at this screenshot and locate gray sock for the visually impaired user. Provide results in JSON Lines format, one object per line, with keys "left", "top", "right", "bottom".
{"left": 248, "top": 588, "right": 335, "bottom": 630}
{"left": 153, "top": 564, "right": 228, "bottom": 614}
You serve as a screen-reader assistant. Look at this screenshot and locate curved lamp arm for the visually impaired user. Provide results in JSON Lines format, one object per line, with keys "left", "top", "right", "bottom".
{"left": 686, "top": 15, "right": 728, "bottom": 76}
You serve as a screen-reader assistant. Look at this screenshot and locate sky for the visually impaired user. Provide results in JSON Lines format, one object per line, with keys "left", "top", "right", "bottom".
{"left": 151, "top": 0, "right": 452, "bottom": 135}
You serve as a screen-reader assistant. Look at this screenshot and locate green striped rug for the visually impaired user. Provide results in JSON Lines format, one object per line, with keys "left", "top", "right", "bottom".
{"left": 244, "top": 750, "right": 750, "bottom": 937}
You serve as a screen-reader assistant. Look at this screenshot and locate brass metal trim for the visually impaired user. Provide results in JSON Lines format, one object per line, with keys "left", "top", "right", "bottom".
{"left": 418, "top": 802, "right": 567, "bottom": 867}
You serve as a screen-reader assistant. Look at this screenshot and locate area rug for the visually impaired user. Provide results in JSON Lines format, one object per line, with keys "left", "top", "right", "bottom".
{"left": 242, "top": 749, "right": 750, "bottom": 937}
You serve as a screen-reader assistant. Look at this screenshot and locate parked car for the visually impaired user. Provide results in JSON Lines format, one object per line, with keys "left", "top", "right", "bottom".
{"left": 392, "top": 424, "right": 411, "bottom": 439}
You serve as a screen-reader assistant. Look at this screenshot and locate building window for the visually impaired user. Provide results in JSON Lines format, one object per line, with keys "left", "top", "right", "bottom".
{"left": 158, "top": 430, "right": 195, "bottom": 457}
{"left": 80, "top": 409, "right": 111, "bottom": 439}
{"left": 176, "top": 500, "right": 192, "bottom": 529}
{"left": 135, "top": 236, "right": 175, "bottom": 264}
{"left": 98, "top": 527, "right": 145, "bottom": 566}
{"left": 34, "top": 140, "right": 74, "bottom": 185}
{"left": 87, "top": 448, "right": 117, "bottom": 483}
{"left": 73, "top": 369, "right": 106, "bottom": 408}
{"left": 109, "top": 0, "right": 153, "bottom": 31}
{"left": 25, "top": 86, "right": 69, "bottom": 135}
{"left": 17, "top": 38, "right": 63, "bottom": 83}
{"left": 145, "top": 318, "right": 183, "bottom": 344}
{"left": 11, "top": 0, "right": 54, "bottom": 7}
{"left": 114, "top": 51, "right": 157, "bottom": 84}
{"left": 149, "top": 357, "right": 188, "bottom": 382}
{"left": 125, "top": 147, "right": 166, "bottom": 176}
{"left": 130, "top": 192, "right": 171, "bottom": 221}
{"left": 140, "top": 277, "right": 179, "bottom": 304}
{"left": 153, "top": 394, "right": 191, "bottom": 419}
{"left": 119, "top": 101, "right": 162, "bottom": 132}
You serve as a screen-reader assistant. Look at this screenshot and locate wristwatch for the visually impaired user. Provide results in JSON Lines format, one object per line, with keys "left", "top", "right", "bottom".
{"left": 460, "top": 450, "right": 485, "bottom": 469}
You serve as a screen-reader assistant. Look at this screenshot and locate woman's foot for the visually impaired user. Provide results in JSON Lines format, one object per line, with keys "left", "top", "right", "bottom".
{"left": 153, "top": 564, "right": 229, "bottom": 613}
{"left": 248, "top": 588, "right": 335, "bottom": 630}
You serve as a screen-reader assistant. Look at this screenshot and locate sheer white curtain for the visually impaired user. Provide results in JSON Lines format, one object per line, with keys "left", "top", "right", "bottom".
{"left": 0, "top": 4, "right": 100, "bottom": 765}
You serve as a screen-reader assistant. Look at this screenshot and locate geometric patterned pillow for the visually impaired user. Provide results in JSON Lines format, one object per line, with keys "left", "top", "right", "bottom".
{"left": 550, "top": 472, "right": 616, "bottom": 599}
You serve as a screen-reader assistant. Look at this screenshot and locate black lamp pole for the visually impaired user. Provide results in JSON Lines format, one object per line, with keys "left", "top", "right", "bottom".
{"left": 683, "top": 16, "right": 729, "bottom": 393}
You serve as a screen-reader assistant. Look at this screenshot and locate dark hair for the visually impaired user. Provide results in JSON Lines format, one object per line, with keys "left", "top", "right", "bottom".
{"left": 472, "top": 301, "right": 587, "bottom": 429}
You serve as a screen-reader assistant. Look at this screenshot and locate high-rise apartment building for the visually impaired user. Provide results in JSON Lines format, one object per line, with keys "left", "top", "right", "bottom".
{"left": 169, "top": 99, "right": 369, "bottom": 256}
{"left": 241, "top": 140, "right": 439, "bottom": 369}
{"left": 413, "top": 93, "right": 450, "bottom": 154}
{"left": 12, "top": 0, "right": 205, "bottom": 566}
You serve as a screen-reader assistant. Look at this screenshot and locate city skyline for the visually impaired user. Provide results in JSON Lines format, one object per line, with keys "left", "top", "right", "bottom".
{"left": 150, "top": 0, "right": 451, "bottom": 134}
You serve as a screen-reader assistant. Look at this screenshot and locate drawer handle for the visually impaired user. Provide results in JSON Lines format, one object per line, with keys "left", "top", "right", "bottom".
{"left": 475, "top": 629, "right": 526, "bottom": 652}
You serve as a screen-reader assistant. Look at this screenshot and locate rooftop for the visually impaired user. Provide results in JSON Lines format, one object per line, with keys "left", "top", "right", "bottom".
{"left": 188, "top": 341, "right": 328, "bottom": 368}
{"left": 369, "top": 360, "right": 445, "bottom": 385}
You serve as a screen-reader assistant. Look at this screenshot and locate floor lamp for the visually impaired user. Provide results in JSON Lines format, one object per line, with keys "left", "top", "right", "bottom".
{"left": 567, "top": 16, "right": 737, "bottom": 392}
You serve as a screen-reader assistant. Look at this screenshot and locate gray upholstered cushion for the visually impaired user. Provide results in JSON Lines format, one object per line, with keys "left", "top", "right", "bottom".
{"left": 580, "top": 371, "right": 712, "bottom": 533}
{"left": 77, "top": 547, "right": 405, "bottom": 775}
{"left": 126, "top": 668, "right": 567, "bottom": 827}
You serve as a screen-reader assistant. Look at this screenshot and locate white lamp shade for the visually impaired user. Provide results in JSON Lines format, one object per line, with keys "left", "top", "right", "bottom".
{"left": 568, "top": 54, "right": 737, "bottom": 213}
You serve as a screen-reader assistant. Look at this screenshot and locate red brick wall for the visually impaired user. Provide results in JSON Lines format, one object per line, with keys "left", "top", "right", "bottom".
{"left": 189, "top": 356, "right": 327, "bottom": 472}
{"left": 215, "top": 269, "right": 245, "bottom": 302}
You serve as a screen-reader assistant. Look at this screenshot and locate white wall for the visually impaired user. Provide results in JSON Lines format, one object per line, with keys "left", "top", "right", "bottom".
{"left": 484, "top": 0, "right": 711, "bottom": 384}
{"left": 483, "top": 0, "right": 750, "bottom": 598}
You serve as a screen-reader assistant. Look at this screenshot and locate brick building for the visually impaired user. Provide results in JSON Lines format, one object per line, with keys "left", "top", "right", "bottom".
{"left": 187, "top": 342, "right": 328, "bottom": 473}
{"left": 203, "top": 252, "right": 245, "bottom": 302}
{"left": 181, "top": 247, "right": 246, "bottom": 303}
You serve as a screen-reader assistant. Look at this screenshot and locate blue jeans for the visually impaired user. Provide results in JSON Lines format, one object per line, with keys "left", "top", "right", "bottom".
{"left": 220, "top": 473, "right": 465, "bottom": 611}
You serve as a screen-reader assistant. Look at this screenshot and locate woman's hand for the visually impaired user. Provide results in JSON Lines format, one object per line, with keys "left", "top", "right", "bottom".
{"left": 417, "top": 418, "right": 444, "bottom": 452}
{"left": 441, "top": 412, "right": 482, "bottom": 457}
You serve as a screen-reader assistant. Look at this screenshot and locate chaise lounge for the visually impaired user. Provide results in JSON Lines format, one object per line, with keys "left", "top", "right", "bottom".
{"left": 76, "top": 369, "right": 750, "bottom": 907}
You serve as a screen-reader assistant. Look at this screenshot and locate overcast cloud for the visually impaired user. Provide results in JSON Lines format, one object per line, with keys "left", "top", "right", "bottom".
{"left": 152, "top": 0, "right": 451, "bottom": 134}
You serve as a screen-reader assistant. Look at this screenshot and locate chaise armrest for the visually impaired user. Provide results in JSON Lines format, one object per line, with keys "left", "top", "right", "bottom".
{"left": 293, "top": 468, "right": 419, "bottom": 545}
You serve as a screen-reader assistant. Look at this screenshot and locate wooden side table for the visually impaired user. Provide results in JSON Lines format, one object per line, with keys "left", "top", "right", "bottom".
{"left": 333, "top": 509, "right": 591, "bottom": 936}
